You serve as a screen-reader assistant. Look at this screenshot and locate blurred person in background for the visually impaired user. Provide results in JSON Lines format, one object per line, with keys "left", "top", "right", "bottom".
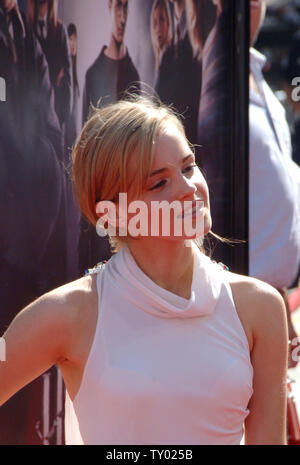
{"left": 283, "top": 28, "right": 300, "bottom": 167}
{"left": 254, "top": 1, "right": 300, "bottom": 166}
{"left": 249, "top": 0, "right": 300, "bottom": 367}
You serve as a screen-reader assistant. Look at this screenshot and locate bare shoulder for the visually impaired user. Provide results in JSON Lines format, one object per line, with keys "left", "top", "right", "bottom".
{"left": 226, "top": 271, "right": 285, "bottom": 312}
{"left": 0, "top": 274, "right": 99, "bottom": 407}
{"left": 225, "top": 271, "right": 288, "bottom": 351}
{"left": 2, "top": 273, "right": 97, "bottom": 334}
{"left": 42, "top": 273, "right": 98, "bottom": 320}
{"left": 5, "top": 273, "right": 99, "bottom": 360}
{"left": 44, "top": 274, "right": 100, "bottom": 399}
{"left": 35, "top": 273, "right": 99, "bottom": 348}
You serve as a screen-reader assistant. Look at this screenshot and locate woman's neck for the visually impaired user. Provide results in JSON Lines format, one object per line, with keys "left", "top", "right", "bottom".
{"left": 127, "top": 239, "right": 195, "bottom": 298}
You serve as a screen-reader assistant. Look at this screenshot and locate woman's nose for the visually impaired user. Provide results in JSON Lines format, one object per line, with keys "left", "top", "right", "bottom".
{"left": 175, "top": 173, "right": 197, "bottom": 201}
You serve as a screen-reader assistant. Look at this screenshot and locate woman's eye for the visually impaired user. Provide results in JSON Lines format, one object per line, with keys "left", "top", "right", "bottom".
{"left": 183, "top": 164, "right": 197, "bottom": 174}
{"left": 149, "top": 164, "right": 197, "bottom": 190}
{"left": 149, "top": 180, "right": 167, "bottom": 191}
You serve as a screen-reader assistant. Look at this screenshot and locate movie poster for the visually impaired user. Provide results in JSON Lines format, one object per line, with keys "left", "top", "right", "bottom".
{"left": 0, "top": 0, "right": 248, "bottom": 444}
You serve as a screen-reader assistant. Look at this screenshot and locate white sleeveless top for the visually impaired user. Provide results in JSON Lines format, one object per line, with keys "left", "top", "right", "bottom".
{"left": 64, "top": 242, "right": 253, "bottom": 445}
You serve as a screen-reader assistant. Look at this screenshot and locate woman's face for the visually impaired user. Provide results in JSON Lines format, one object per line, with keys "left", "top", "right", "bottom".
{"left": 69, "top": 33, "right": 77, "bottom": 57}
{"left": 152, "top": 5, "right": 169, "bottom": 51}
{"left": 121, "top": 123, "right": 212, "bottom": 242}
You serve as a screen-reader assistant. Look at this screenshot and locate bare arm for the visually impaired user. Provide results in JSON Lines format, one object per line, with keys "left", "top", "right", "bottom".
{"left": 244, "top": 285, "right": 288, "bottom": 445}
{"left": 0, "top": 292, "right": 73, "bottom": 407}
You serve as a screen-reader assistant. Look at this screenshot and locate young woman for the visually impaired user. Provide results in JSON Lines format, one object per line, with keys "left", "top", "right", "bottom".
{"left": 0, "top": 97, "right": 288, "bottom": 445}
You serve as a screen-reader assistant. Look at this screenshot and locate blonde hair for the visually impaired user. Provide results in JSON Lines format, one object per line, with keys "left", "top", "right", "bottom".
{"left": 72, "top": 96, "right": 193, "bottom": 253}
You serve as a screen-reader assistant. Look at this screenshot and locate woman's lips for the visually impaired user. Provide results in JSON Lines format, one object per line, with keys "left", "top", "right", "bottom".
{"left": 177, "top": 199, "right": 205, "bottom": 218}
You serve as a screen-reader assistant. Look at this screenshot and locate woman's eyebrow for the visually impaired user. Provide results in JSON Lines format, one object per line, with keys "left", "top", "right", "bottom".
{"left": 150, "top": 153, "right": 194, "bottom": 177}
